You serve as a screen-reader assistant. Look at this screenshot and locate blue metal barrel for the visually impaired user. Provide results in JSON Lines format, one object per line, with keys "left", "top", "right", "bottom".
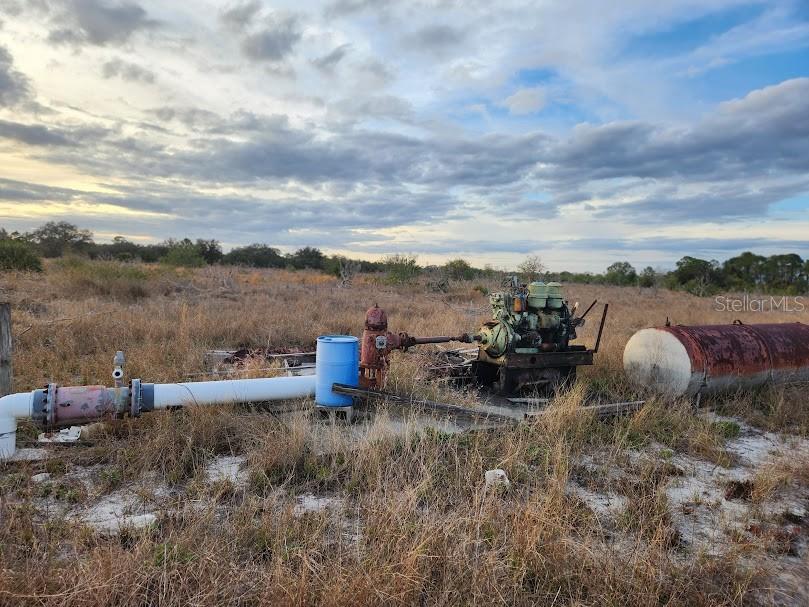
{"left": 315, "top": 335, "right": 359, "bottom": 406}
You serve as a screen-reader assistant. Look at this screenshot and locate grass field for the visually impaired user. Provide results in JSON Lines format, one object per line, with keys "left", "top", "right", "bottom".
{"left": 1, "top": 260, "right": 808, "bottom": 606}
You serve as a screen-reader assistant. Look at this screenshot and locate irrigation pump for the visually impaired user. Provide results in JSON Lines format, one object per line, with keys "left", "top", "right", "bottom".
{"left": 471, "top": 277, "right": 608, "bottom": 393}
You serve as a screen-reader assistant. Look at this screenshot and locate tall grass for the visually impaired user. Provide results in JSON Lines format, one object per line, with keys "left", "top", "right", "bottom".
{"left": 0, "top": 262, "right": 806, "bottom": 605}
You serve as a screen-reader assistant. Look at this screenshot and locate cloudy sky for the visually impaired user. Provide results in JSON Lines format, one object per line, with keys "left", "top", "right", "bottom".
{"left": 0, "top": 0, "right": 808, "bottom": 271}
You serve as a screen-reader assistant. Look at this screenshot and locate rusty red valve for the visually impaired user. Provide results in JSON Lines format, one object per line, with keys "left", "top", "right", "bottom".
{"left": 359, "top": 304, "right": 471, "bottom": 389}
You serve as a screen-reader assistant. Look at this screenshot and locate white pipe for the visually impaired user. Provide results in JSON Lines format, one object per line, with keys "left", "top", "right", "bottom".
{"left": 0, "top": 376, "right": 316, "bottom": 460}
{"left": 0, "top": 391, "right": 34, "bottom": 418}
{"left": 0, "top": 392, "right": 34, "bottom": 459}
{"left": 152, "top": 375, "right": 316, "bottom": 409}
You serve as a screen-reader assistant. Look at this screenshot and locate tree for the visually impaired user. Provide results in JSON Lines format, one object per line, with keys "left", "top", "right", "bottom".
{"left": 289, "top": 247, "right": 325, "bottom": 270}
{"left": 803, "top": 259, "right": 809, "bottom": 290}
{"left": 638, "top": 266, "right": 657, "bottom": 288}
{"left": 518, "top": 255, "right": 545, "bottom": 281}
{"left": 722, "top": 252, "right": 767, "bottom": 291}
{"left": 95, "top": 236, "right": 142, "bottom": 261}
{"left": 668, "top": 256, "right": 723, "bottom": 296}
{"left": 762, "top": 254, "right": 805, "bottom": 294}
{"left": 140, "top": 243, "right": 170, "bottom": 262}
{"left": 443, "top": 258, "right": 475, "bottom": 280}
{"left": 25, "top": 221, "right": 94, "bottom": 257}
{"left": 195, "top": 239, "right": 223, "bottom": 265}
{"left": 223, "top": 244, "right": 285, "bottom": 268}
{"left": 604, "top": 261, "right": 637, "bottom": 286}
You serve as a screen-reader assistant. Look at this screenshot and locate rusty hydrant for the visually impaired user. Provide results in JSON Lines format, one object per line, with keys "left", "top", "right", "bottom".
{"left": 359, "top": 304, "right": 471, "bottom": 389}
{"left": 359, "top": 305, "right": 397, "bottom": 389}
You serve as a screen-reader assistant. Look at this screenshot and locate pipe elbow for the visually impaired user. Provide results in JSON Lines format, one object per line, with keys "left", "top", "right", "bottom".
{"left": 0, "top": 392, "right": 34, "bottom": 460}
{"left": 0, "top": 391, "right": 33, "bottom": 419}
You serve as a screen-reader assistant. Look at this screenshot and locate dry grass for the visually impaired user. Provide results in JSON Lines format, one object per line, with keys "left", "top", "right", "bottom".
{"left": 1, "top": 261, "right": 808, "bottom": 605}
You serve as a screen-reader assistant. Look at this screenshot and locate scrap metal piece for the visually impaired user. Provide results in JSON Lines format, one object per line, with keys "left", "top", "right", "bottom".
{"left": 331, "top": 382, "right": 519, "bottom": 425}
{"left": 523, "top": 400, "right": 645, "bottom": 421}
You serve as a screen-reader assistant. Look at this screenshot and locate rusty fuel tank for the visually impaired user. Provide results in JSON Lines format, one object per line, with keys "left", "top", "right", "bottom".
{"left": 623, "top": 322, "right": 809, "bottom": 397}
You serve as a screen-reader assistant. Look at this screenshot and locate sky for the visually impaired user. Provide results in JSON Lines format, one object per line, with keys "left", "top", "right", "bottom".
{"left": 0, "top": 0, "right": 808, "bottom": 272}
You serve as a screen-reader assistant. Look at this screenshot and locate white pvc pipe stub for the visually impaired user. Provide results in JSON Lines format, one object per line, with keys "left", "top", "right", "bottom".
{"left": 0, "top": 416, "right": 16, "bottom": 460}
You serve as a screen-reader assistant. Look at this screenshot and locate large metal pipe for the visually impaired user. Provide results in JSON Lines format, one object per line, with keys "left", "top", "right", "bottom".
{"left": 623, "top": 322, "right": 809, "bottom": 397}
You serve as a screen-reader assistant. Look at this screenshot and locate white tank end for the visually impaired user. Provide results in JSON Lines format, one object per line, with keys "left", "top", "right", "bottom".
{"left": 623, "top": 328, "right": 695, "bottom": 397}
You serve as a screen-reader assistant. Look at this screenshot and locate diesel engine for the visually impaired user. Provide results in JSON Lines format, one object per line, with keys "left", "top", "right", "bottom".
{"left": 474, "top": 277, "right": 581, "bottom": 359}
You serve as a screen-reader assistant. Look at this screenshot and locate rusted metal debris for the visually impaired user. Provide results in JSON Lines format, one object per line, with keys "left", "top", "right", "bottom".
{"left": 333, "top": 382, "right": 645, "bottom": 426}
{"left": 204, "top": 347, "right": 315, "bottom": 367}
{"left": 522, "top": 399, "right": 645, "bottom": 421}
{"left": 331, "top": 383, "right": 518, "bottom": 425}
{"left": 424, "top": 349, "right": 476, "bottom": 382}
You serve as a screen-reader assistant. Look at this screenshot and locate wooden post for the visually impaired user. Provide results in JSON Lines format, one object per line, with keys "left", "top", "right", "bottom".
{"left": 0, "top": 303, "right": 11, "bottom": 397}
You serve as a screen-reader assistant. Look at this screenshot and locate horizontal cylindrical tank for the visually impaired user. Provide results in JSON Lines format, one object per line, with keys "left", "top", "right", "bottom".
{"left": 623, "top": 322, "right": 809, "bottom": 397}
{"left": 315, "top": 335, "right": 359, "bottom": 407}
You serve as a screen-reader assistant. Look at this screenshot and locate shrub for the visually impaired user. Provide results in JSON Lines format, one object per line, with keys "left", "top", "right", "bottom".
{"left": 53, "top": 257, "right": 153, "bottom": 301}
{"left": 161, "top": 245, "right": 206, "bottom": 268}
{"left": 223, "top": 244, "right": 285, "bottom": 268}
{"left": 443, "top": 258, "right": 475, "bottom": 281}
{"left": 383, "top": 254, "right": 421, "bottom": 284}
{"left": 0, "top": 239, "right": 43, "bottom": 272}
{"left": 288, "top": 247, "right": 325, "bottom": 270}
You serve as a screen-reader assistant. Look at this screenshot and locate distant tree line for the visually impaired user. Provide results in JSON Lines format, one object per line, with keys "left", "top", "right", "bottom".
{"left": 546, "top": 256, "right": 809, "bottom": 295}
{"left": 1, "top": 222, "right": 807, "bottom": 294}
{"left": 0, "top": 222, "right": 385, "bottom": 275}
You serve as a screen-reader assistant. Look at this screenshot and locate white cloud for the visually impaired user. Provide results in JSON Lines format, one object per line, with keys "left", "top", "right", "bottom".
{"left": 0, "top": 0, "right": 807, "bottom": 269}
{"left": 501, "top": 87, "right": 546, "bottom": 115}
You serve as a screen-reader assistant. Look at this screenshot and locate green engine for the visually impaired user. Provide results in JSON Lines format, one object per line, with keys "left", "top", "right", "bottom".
{"left": 474, "top": 277, "right": 579, "bottom": 358}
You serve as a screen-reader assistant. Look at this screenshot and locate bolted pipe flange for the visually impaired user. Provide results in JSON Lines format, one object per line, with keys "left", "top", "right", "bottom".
{"left": 34, "top": 383, "right": 58, "bottom": 428}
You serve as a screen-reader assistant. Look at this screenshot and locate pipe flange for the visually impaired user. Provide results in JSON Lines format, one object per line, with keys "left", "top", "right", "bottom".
{"left": 130, "top": 378, "right": 142, "bottom": 417}
{"left": 39, "top": 383, "right": 58, "bottom": 427}
{"left": 31, "top": 388, "right": 46, "bottom": 426}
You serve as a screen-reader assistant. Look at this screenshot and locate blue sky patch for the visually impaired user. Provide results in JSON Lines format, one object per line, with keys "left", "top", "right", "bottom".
{"left": 618, "top": 3, "right": 767, "bottom": 60}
